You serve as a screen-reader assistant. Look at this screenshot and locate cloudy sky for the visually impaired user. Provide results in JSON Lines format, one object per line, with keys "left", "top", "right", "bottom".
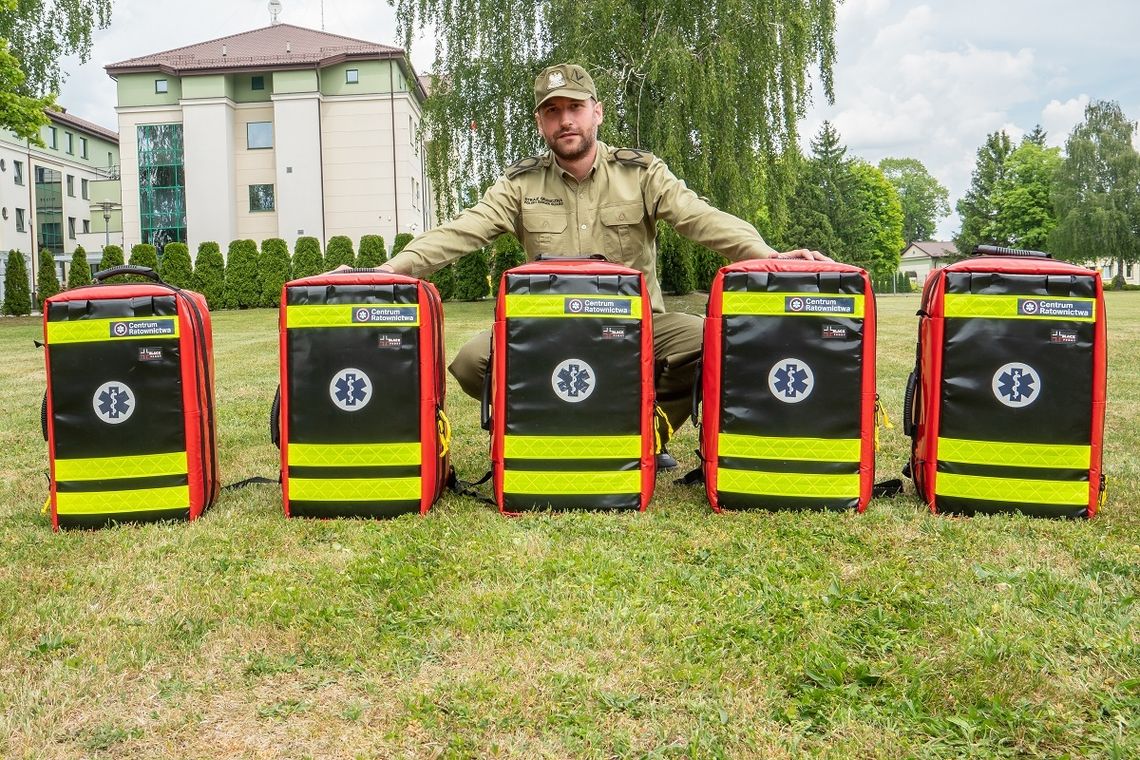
{"left": 58, "top": 0, "right": 1140, "bottom": 239}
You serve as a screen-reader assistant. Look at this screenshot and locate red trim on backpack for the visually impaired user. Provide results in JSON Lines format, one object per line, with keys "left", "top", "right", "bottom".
{"left": 1089, "top": 273, "right": 1107, "bottom": 517}
{"left": 857, "top": 269, "right": 876, "bottom": 512}
{"left": 42, "top": 308, "right": 60, "bottom": 531}
{"left": 492, "top": 281, "right": 509, "bottom": 512}
{"left": 638, "top": 284, "right": 655, "bottom": 511}
{"left": 279, "top": 284, "right": 293, "bottom": 517}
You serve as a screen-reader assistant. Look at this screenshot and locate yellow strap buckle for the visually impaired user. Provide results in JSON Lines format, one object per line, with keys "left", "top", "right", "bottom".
{"left": 437, "top": 408, "right": 452, "bottom": 458}
{"left": 874, "top": 396, "right": 894, "bottom": 452}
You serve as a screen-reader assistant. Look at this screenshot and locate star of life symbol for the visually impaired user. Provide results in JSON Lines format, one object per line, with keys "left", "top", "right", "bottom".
{"left": 788, "top": 297, "right": 805, "bottom": 312}
{"left": 768, "top": 357, "right": 814, "bottom": 403}
{"left": 112, "top": 322, "right": 130, "bottom": 337}
{"left": 548, "top": 71, "right": 566, "bottom": 88}
{"left": 552, "top": 358, "right": 595, "bottom": 403}
{"left": 329, "top": 367, "right": 373, "bottom": 411}
{"left": 992, "top": 362, "right": 1041, "bottom": 408}
{"left": 355, "top": 308, "right": 371, "bottom": 322}
{"left": 567, "top": 298, "right": 584, "bottom": 313}
{"left": 1022, "top": 300, "right": 1039, "bottom": 315}
{"left": 92, "top": 381, "right": 135, "bottom": 424}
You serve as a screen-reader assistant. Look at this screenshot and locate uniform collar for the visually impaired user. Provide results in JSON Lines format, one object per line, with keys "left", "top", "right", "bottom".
{"left": 551, "top": 140, "right": 609, "bottom": 183}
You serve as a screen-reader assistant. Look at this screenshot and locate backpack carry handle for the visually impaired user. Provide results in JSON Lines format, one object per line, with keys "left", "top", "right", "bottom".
{"left": 533, "top": 254, "right": 609, "bottom": 262}
{"left": 972, "top": 245, "right": 1051, "bottom": 259}
{"left": 902, "top": 369, "right": 917, "bottom": 437}
{"left": 690, "top": 357, "right": 702, "bottom": 427}
{"left": 480, "top": 359, "right": 493, "bottom": 431}
{"left": 93, "top": 265, "right": 165, "bottom": 282}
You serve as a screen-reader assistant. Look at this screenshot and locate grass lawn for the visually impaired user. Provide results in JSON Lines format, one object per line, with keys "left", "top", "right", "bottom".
{"left": 0, "top": 292, "right": 1138, "bottom": 758}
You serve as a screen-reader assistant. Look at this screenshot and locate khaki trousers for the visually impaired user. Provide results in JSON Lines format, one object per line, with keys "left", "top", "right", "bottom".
{"left": 448, "top": 312, "right": 704, "bottom": 444}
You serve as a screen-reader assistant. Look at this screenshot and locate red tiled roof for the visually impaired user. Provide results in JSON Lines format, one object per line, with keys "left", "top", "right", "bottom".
{"left": 45, "top": 109, "right": 119, "bottom": 143}
{"left": 106, "top": 23, "right": 407, "bottom": 77}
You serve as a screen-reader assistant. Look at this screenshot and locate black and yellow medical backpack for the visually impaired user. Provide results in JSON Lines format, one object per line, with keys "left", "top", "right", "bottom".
{"left": 275, "top": 271, "right": 451, "bottom": 518}
{"left": 904, "top": 246, "right": 1108, "bottom": 517}
{"left": 42, "top": 265, "right": 219, "bottom": 529}
{"left": 483, "top": 257, "right": 657, "bottom": 513}
{"left": 693, "top": 259, "right": 879, "bottom": 511}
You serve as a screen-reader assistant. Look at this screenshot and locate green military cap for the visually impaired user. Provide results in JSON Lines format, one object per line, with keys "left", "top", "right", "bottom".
{"left": 533, "top": 63, "right": 597, "bottom": 111}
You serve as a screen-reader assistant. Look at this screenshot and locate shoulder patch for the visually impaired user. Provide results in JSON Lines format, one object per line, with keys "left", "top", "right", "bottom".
{"left": 506, "top": 155, "right": 544, "bottom": 179}
{"left": 609, "top": 148, "right": 655, "bottom": 168}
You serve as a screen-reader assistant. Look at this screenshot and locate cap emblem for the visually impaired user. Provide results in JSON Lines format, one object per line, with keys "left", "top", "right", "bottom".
{"left": 548, "top": 71, "right": 566, "bottom": 88}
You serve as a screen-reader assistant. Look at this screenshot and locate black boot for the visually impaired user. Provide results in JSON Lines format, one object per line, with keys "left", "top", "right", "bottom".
{"left": 656, "top": 447, "right": 679, "bottom": 471}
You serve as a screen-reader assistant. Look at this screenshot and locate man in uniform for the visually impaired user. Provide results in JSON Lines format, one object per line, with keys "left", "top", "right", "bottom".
{"left": 373, "top": 62, "right": 828, "bottom": 468}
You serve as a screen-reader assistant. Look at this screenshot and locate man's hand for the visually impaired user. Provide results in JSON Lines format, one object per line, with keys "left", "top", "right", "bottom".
{"left": 775, "top": 248, "right": 832, "bottom": 262}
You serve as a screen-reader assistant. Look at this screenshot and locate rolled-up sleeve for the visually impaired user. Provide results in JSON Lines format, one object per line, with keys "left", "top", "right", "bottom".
{"left": 644, "top": 159, "right": 777, "bottom": 260}
{"left": 386, "top": 176, "right": 521, "bottom": 276}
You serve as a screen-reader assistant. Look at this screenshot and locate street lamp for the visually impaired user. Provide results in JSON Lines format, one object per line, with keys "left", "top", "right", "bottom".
{"left": 89, "top": 199, "right": 122, "bottom": 249}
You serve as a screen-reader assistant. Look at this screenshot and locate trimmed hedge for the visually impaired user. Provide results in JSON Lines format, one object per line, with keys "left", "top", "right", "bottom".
{"left": 129, "top": 243, "right": 158, "bottom": 271}
{"left": 692, "top": 245, "right": 728, "bottom": 291}
{"left": 357, "top": 235, "right": 386, "bottom": 267}
{"left": 192, "top": 242, "right": 225, "bottom": 309}
{"left": 454, "top": 248, "right": 490, "bottom": 301}
{"left": 3, "top": 250, "right": 31, "bottom": 315}
{"left": 427, "top": 265, "right": 456, "bottom": 301}
{"left": 36, "top": 248, "right": 61, "bottom": 305}
{"left": 67, "top": 246, "right": 92, "bottom": 289}
{"left": 656, "top": 222, "right": 695, "bottom": 295}
{"left": 491, "top": 234, "right": 525, "bottom": 295}
{"left": 259, "top": 238, "right": 291, "bottom": 307}
{"left": 292, "top": 237, "right": 323, "bottom": 278}
{"left": 157, "top": 242, "right": 193, "bottom": 289}
{"left": 325, "top": 235, "right": 355, "bottom": 270}
{"left": 98, "top": 244, "right": 125, "bottom": 282}
{"left": 223, "top": 239, "right": 261, "bottom": 308}
{"left": 392, "top": 232, "right": 414, "bottom": 258}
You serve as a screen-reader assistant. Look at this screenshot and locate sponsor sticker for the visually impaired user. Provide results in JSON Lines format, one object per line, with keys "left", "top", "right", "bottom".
{"left": 564, "top": 297, "right": 632, "bottom": 316}
{"left": 351, "top": 306, "right": 418, "bottom": 323}
{"left": 821, "top": 324, "right": 849, "bottom": 340}
{"left": 109, "top": 319, "right": 176, "bottom": 338}
{"left": 1017, "top": 298, "right": 1093, "bottom": 319}
{"left": 137, "top": 347, "right": 164, "bottom": 362}
{"left": 785, "top": 295, "right": 855, "bottom": 314}
{"left": 377, "top": 335, "right": 403, "bottom": 348}
{"left": 601, "top": 326, "right": 627, "bottom": 340}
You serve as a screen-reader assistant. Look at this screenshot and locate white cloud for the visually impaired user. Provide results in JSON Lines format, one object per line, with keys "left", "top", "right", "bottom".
{"left": 1040, "top": 95, "right": 1090, "bottom": 147}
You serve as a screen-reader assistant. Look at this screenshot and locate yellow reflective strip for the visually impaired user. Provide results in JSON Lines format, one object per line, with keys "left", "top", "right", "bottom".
{"left": 504, "top": 294, "right": 642, "bottom": 319}
{"left": 503, "top": 435, "right": 641, "bottom": 460}
{"left": 721, "top": 292, "right": 865, "bottom": 318}
{"left": 936, "top": 472, "right": 1088, "bottom": 505}
{"left": 938, "top": 438, "right": 1090, "bottom": 470}
{"left": 503, "top": 469, "right": 641, "bottom": 495}
{"left": 46, "top": 316, "right": 180, "bottom": 344}
{"left": 285, "top": 303, "right": 420, "bottom": 328}
{"left": 288, "top": 442, "right": 422, "bottom": 467}
{"left": 55, "top": 485, "right": 190, "bottom": 515}
{"left": 943, "top": 294, "right": 1096, "bottom": 322}
{"left": 718, "top": 433, "right": 859, "bottom": 463}
{"left": 289, "top": 477, "right": 421, "bottom": 501}
{"left": 54, "top": 451, "right": 188, "bottom": 481}
{"left": 718, "top": 469, "right": 860, "bottom": 499}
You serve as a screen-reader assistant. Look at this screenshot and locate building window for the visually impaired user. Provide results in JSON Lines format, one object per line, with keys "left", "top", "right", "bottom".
{"left": 13, "top": 160, "right": 23, "bottom": 185}
{"left": 251, "top": 75, "right": 265, "bottom": 90}
{"left": 249, "top": 184, "right": 275, "bottom": 212}
{"left": 68, "top": 217, "right": 76, "bottom": 239}
{"left": 80, "top": 137, "right": 88, "bottom": 159}
{"left": 137, "top": 123, "right": 187, "bottom": 250}
{"left": 15, "top": 208, "right": 25, "bottom": 232}
{"left": 155, "top": 79, "right": 168, "bottom": 94}
{"left": 246, "top": 121, "right": 273, "bottom": 149}
{"left": 35, "top": 166, "right": 63, "bottom": 255}
{"left": 66, "top": 175, "right": 75, "bottom": 196}
{"left": 48, "top": 126, "right": 57, "bottom": 149}
{"left": 83, "top": 219, "right": 91, "bottom": 234}
{"left": 81, "top": 178, "right": 89, "bottom": 199}
{"left": 345, "top": 68, "right": 359, "bottom": 84}
{"left": 66, "top": 132, "right": 74, "bottom": 154}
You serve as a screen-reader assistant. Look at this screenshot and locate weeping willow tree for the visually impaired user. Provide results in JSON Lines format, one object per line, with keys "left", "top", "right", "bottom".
{"left": 395, "top": 0, "right": 837, "bottom": 223}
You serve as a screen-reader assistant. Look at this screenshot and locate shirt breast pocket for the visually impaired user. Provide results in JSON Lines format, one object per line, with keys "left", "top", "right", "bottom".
{"left": 599, "top": 202, "right": 646, "bottom": 261}
{"left": 521, "top": 211, "right": 568, "bottom": 255}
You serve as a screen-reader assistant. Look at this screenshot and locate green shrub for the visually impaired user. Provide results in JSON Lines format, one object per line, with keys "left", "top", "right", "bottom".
{"left": 223, "top": 239, "right": 261, "bottom": 308}
{"left": 871, "top": 272, "right": 914, "bottom": 294}
{"left": 192, "top": 242, "right": 225, "bottom": 309}
{"left": 454, "top": 247, "right": 490, "bottom": 301}
{"left": 325, "top": 235, "right": 355, "bottom": 270}
{"left": 259, "top": 238, "right": 291, "bottom": 307}
{"left": 36, "top": 249, "right": 61, "bottom": 305}
{"left": 656, "top": 222, "right": 694, "bottom": 295}
{"left": 427, "top": 265, "right": 457, "bottom": 301}
{"left": 392, "top": 232, "right": 414, "bottom": 258}
{"left": 2, "top": 250, "right": 31, "bottom": 315}
{"left": 97, "top": 244, "right": 125, "bottom": 282}
{"left": 292, "top": 236, "right": 324, "bottom": 278}
{"left": 692, "top": 245, "right": 728, "bottom": 291}
{"left": 357, "top": 235, "right": 386, "bottom": 267}
{"left": 129, "top": 243, "right": 158, "bottom": 271}
{"left": 157, "top": 242, "right": 193, "bottom": 289}
{"left": 67, "top": 246, "right": 92, "bottom": 289}
{"left": 491, "top": 234, "right": 525, "bottom": 295}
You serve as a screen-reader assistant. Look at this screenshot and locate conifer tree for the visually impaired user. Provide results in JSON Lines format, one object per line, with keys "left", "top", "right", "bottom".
{"left": 325, "top": 235, "right": 355, "bottom": 270}
{"left": 454, "top": 247, "right": 491, "bottom": 300}
{"left": 157, "top": 242, "right": 193, "bottom": 289}
{"left": 97, "top": 244, "right": 125, "bottom": 282}
{"left": 259, "top": 238, "right": 291, "bottom": 307}
{"left": 490, "top": 233, "right": 525, "bottom": 295}
{"left": 357, "top": 235, "right": 387, "bottom": 267}
{"left": 222, "top": 239, "right": 261, "bottom": 308}
{"left": 2, "top": 250, "right": 31, "bottom": 315}
{"left": 67, "top": 246, "right": 92, "bottom": 289}
{"left": 192, "top": 242, "right": 225, "bottom": 309}
{"left": 36, "top": 248, "right": 61, "bottom": 304}
{"left": 292, "top": 237, "right": 324, "bottom": 278}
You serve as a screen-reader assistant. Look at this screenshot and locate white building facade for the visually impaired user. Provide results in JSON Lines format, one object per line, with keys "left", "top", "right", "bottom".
{"left": 107, "top": 23, "right": 433, "bottom": 256}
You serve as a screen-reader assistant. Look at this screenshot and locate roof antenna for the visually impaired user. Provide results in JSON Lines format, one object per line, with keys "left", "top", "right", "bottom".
{"left": 268, "top": 0, "right": 282, "bottom": 25}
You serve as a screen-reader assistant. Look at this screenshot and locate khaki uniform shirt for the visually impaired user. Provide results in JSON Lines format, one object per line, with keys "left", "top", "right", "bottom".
{"left": 386, "top": 141, "right": 778, "bottom": 312}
